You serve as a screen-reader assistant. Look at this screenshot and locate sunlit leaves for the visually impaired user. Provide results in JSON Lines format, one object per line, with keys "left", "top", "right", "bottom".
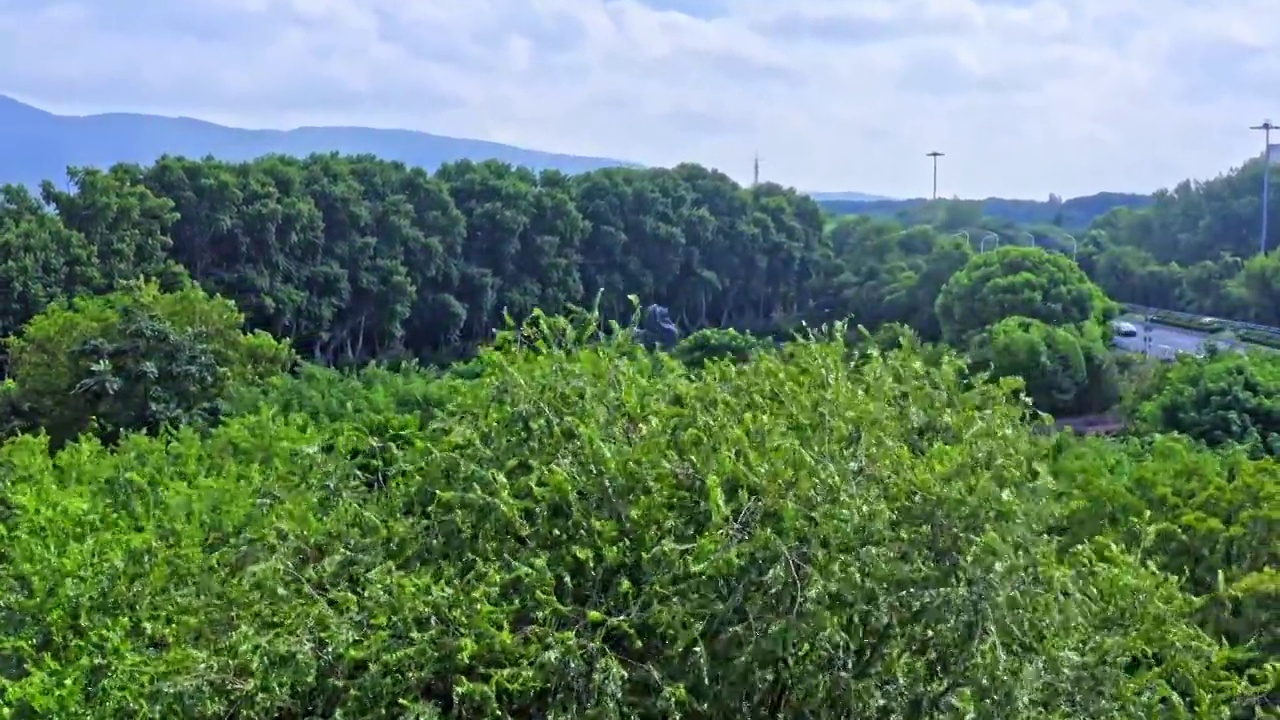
{"left": 0, "top": 329, "right": 1251, "bottom": 717}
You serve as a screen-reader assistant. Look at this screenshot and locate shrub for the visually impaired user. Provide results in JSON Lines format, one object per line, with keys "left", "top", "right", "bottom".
{"left": 672, "top": 327, "right": 770, "bottom": 368}
{"left": 0, "top": 324, "right": 1248, "bottom": 717}
{"left": 3, "top": 280, "right": 294, "bottom": 446}
{"left": 1125, "top": 349, "right": 1280, "bottom": 456}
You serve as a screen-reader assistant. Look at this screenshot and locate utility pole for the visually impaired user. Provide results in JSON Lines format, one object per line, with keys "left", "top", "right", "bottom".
{"left": 1250, "top": 121, "right": 1275, "bottom": 255}
{"left": 753, "top": 152, "right": 759, "bottom": 187}
{"left": 925, "top": 151, "right": 944, "bottom": 199}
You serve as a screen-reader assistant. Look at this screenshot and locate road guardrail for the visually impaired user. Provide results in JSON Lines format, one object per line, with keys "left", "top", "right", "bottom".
{"left": 1122, "top": 304, "right": 1280, "bottom": 337}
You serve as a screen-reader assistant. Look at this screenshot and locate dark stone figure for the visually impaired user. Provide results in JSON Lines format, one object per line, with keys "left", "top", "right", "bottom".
{"left": 637, "top": 304, "right": 680, "bottom": 349}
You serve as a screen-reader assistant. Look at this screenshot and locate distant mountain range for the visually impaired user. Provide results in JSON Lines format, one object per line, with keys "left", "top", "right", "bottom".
{"left": 0, "top": 95, "right": 1151, "bottom": 228}
{"left": 0, "top": 95, "right": 640, "bottom": 189}
{"left": 806, "top": 191, "right": 894, "bottom": 202}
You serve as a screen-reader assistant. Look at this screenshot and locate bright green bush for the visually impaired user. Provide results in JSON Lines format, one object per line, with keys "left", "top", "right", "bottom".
{"left": 672, "top": 327, "right": 769, "bottom": 368}
{"left": 0, "top": 326, "right": 1249, "bottom": 717}
{"left": 1126, "top": 349, "right": 1280, "bottom": 456}
{"left": 935, "top": 246, "right": 1115, "bottom": 344}
{"left": 226, "top": 361, "right": 454, "bottom": 425}
{"left": 967, "top": 315, "right": 1088, "bottom": 415}
{"left": 3, "top": 280, "right": 295, "bottom": 447}
{"left": 1049, "top": 433, "right": 1280, "bottom": 711}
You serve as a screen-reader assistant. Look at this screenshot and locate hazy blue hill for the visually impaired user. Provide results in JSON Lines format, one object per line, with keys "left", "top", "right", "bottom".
{"left": 0, "top": 95, "right": 1142, "bottom": 226}
{"left": 806, "top": 191, "right": 894, "bottom": 202}
{"left": 0, "top": 95, "right": 642, "bottom": 188}
{"left": 818, "top": 191, "right": 1155, "bottom": 230}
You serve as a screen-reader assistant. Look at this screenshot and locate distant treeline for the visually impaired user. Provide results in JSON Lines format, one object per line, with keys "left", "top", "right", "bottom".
{"left": 820, "top": 191, "right": 1154, "bottom": 230}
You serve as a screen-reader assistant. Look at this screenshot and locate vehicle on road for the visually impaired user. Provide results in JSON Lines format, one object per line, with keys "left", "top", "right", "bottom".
{"left": 1112, "top": 321, "right": 1138, "bottom": 337}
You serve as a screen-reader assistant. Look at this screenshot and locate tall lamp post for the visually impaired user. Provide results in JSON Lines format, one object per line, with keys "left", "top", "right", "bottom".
{"left": 926, "top": 151, "right": 944, "bottom": 200}
{"left": 1251, "top": 120, "right": 1276, "bottom": 255}
{"left": 980, "top": 232, "right": 999, "bottom": 253}
{"left": 1063, "top": 233, "right": 1077, "bottom": 261}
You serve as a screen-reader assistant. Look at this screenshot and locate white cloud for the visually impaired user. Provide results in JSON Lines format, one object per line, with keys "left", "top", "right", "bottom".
{"left": 1, "top": 0, "right": 1278, "bottom": 198}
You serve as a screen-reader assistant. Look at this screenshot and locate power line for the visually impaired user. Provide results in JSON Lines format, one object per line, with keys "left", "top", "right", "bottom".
{"left": 925, "top": 151, "right": 944, "bottom": 200}
{"left": 1250, "top": 120, "right": 1275, "bottom": 255}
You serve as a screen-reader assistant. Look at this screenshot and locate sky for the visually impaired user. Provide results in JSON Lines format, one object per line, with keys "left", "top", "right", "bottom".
{"left": 1, "top": 0, "right": 1278, "bottom": 199}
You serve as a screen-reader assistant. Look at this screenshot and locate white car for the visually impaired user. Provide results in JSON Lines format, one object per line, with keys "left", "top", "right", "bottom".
{"left": 1111, "top": 321, "right": 1138, "bottom": 337}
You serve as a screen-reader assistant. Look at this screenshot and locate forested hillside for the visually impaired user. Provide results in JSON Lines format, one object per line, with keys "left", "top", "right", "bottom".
{"left": 0, "top": 152, "right": 1276, "bottom": 717}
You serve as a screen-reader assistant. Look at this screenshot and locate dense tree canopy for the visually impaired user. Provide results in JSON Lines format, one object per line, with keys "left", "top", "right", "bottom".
{"left": 0, "top": 152, "right": 1276, "bottom": 716}
{"left": 0, "top": 155, "right": 843, "bottom": 366}
{"left": 0, "top": 323, "right": 1263, "bottom": 718}
{"left": 935, "top": 246, "right": 1114, "bottom": 344}
{"left": 967, "top": 315, "right": 1120, "bottom": 416}
{"left": 2, "top": 280, "right": 294, "bottom": 447}
{"left": 1079, "top": 155, "right": 1280, "bottom": 329}
{"left": 1125, "top": 347, "right": 1280, "bottom": 456}
{"left": 968, "top": 316, "right": 1087, "bottom": 414}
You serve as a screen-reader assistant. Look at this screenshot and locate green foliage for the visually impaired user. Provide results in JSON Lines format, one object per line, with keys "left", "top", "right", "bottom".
{"left": 968, "top": 316, "right": 1088, "bottom": 415}
{"left": 1078, "top": 158, "right": 1280, "bottom": 330}
{"left": 935, "top": 246, "right": 1114, "bottom": 344}
{"left": 226, "top": 361, "right": 454, "bottom": 425}
{"left": 965, "top": 316, "right": 1120, "bottom": 417}
{"left": 0, "top": 152, "right": 1097, "bottom": 373}
{"left": 1050, "top": 434, "right": 1280, "bottom": 705}
{"left": 1075, "top": 321, "right": 1123, "bottom": 413}
{"left": 1, "top": 149, "right": 1277, "bottom": 715}
{"left": 0, "top": 185, "right": 99, "bottom": 346}
{"left": 1127, "top": 349, "right": 1280, "bottom": 456}
{"left": 814, "top": 218, "right": 973, "bottom": 340}
{"left": 0, "top": 331, "right": 1251, "bottom": 717}
{"left": 4, "top": 281, "right": 294, "bottom": 447}
{"left": 0, "top": 377, "right": 20, "bottom": 435}
{"left": 672, "top": 327, "right": 770, "bottom": 368}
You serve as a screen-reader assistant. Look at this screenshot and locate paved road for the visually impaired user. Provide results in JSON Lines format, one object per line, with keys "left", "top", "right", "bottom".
{"left": 1111, "top": 314, "right": 1249, "bottom": 357}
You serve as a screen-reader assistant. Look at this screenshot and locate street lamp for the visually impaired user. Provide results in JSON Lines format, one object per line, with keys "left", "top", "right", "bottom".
{"left": 980, "top": 232, "right": 999, "bottom": 253}
{"left": 1021, "top": 231, "right": 1035, "bottom": 247}
{"left": 951, "top": 231, "right": 969, "bottom": 244}
{"left": 1063, "top": 233, "right": 1077, "bottom": 261}
{"left": 1250, "top": 120, "right": 1276, "bottom": 255}
{"left": 926, "top": 151, "right": 944, "bottom": 200}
